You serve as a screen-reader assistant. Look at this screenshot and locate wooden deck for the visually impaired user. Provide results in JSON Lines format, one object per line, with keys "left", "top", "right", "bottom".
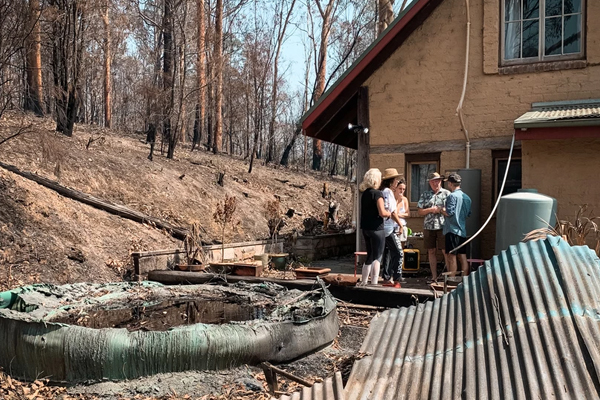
{"left": 148, "top": 270, "right": 435, "bottom": 308}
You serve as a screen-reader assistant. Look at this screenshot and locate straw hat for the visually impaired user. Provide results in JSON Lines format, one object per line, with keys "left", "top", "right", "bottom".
{"left": 427, "top": 172, "right": 443, "bottom": 181}
{"left": 382, "top": 168, "right": 402, "bottom": 181}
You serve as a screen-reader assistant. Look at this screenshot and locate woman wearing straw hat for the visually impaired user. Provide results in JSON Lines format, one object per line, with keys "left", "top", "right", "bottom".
{"left": 358, "top": 168, "right": 391, "bottom": 286}
{"left": 380, "top": 168, "right": 406, "bottom": 288}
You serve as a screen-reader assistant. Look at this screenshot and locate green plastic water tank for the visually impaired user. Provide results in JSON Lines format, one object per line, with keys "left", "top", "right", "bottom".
{"left": 495, "top": 189, "right": 557, "bottom": 254}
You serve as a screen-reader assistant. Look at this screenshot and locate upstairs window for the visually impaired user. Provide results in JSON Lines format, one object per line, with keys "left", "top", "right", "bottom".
{"left": 503, "top": 0, "right": 583, "bottom": 63}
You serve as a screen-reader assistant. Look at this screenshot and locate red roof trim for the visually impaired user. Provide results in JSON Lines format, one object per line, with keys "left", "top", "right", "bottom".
{"left": 515, "top": 126, "right": 600, "bottom": 140}
{"left": 301, "top": 0, "right": 431, "bottom": 131}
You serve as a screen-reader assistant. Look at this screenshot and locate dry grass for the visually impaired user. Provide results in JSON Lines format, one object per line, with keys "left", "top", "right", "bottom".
{"left": 523, "top": 205, "right": 600, "bottom": 255}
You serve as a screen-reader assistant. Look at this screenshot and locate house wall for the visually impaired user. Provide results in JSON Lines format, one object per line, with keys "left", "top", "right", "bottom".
{"left": 522, "top": 138, "right": 600, "bottom": 219}
{"left": 366, "top": 0, "right": 600, "bottom": 259}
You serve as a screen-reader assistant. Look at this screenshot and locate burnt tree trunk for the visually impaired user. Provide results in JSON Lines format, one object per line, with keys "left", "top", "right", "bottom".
{"left": 52, "top": 0, "right": 85, "bottom": 137}
{"left": 192, "top": 0, "right": 206, "bottom": 151}
{"left": 24, "top": 0, "right": 43, "bottom": 116}
{"left": 163, "top": 0, "right": 176, "bottom": 159}
{"left": 330, "top": 144, "right": 339, "bottom": 175}
{"left": 212, "top": 0, "right": 223, "bottom": 154}
{"left": 280, "top": 126, "right": 301, "bottom": 166}
{"left": 311, "top": 0, "right": 336, "bottom": 171}
{"left": 267, "top": 0, "right": 296, "bottom": 164}
{"left": 102, "top": 0, "right": 112, "bottom": 128}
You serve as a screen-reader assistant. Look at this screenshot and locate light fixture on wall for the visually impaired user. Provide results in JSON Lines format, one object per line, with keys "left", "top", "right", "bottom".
{"left": 348, "top": 123, "right": 369, "bottom": 134}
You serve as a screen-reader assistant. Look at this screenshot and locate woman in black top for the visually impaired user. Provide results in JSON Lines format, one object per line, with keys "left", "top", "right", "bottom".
{"left": 358, "top": 168, "right": 391, "bottom": 286}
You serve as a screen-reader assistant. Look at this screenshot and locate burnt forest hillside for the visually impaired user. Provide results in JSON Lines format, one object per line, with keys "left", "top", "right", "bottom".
{"left": 0, "top": 112, "right": 354, "bottom": 291}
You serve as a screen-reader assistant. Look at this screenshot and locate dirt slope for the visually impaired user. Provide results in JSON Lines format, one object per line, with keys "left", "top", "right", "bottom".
{"left": 0, "top": 112, "right": 353, "bottom": 290}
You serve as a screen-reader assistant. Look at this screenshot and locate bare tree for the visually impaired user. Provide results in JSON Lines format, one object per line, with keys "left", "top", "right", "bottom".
{"left": 51, "top": 0, "right": 87, "bottom": 137}
{"left": 163, "top": 0, "right": 176, "bottom": 159}
{"left": 192, "top": 0, "right": 206, "bottom": 151}
{"left": 101, "top": 0, "right": 112, "bottom": 127}
{"left": 24, "top": 0, "right": 44, "bottom": 116}
{"left": 377, "top": 0, "right": 394, "bottom": 35}
{"left": 266, "top": 0, "right": 296, "bottom": 164}
{"left": 212, "top": 0, "right": 223, "bottom": 154}
{"left": 310, "top": 0, "right": 340, "bottom": 171}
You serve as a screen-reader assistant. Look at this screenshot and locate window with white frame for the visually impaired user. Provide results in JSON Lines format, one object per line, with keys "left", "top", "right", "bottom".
{"left": 406, "top": 153, "right": 440, "bottom": 207}
{"left": 503, "top": 0, "right": 583, "bottom": 63}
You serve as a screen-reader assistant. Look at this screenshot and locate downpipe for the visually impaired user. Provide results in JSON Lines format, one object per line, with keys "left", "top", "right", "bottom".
{"left": 456, "top": 0, "right": 471, "bottom": 168}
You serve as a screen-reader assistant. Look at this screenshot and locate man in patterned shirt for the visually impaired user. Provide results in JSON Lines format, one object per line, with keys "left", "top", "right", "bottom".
{"left": 417, "top": 172, "right": 450, "bottom": 283}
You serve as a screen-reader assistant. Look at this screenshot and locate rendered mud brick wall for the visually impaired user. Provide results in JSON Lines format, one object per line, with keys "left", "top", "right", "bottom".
{"left": 522, "top": 138, "right": 600, "bottom": 230}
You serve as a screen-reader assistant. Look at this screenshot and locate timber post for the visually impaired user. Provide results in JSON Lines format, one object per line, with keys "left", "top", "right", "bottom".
{"left": 356, "top": 86, "right": 370, "bottom": 252}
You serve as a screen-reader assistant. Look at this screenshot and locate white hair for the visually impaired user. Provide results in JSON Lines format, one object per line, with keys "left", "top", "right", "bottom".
{"left": 359, "top": 168, "right": 382, "bottom": 192}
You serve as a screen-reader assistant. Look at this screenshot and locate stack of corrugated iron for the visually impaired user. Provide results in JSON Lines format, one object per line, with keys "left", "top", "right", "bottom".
{"left": 279, "top": 236, "right": 600, "bottom": 399}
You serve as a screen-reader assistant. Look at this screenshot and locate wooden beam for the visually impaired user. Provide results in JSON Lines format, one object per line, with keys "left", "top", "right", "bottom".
{"left": 370, "top": 136, "right": 521, "bottom": 154}
{"left": 0, "top": 161, "right": 190, "bottom": 240}
{"left": 356, "top": 86, "right": 370, "bottom": 253}
{"left": 516, "top": 126, "right": 600, "bottom": 140}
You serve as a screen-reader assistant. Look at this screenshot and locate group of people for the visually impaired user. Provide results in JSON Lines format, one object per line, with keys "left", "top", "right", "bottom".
{"left": 359, "top": 168, "right": 472, "bottom": 287}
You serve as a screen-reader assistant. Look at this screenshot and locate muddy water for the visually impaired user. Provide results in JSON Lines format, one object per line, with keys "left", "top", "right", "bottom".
{"left": 51, "top": 299, "right": 272, "bottom": 331}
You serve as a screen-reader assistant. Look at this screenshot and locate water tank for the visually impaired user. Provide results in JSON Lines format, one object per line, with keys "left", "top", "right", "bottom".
{"left": 495, "top": 189, "right": 557, "bottom": 254}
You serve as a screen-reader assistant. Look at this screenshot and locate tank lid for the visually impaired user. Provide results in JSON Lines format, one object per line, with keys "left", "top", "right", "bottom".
{"left": 517, "top": 189, "right": 539, "bottom": 193}
{"left": 501, "top": 190, "right": 554, "bottom": 201}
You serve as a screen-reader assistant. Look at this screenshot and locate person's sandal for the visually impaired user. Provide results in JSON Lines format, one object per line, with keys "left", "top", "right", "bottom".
{"left": 426, "top": 278, "right": 437, "bottom": 284}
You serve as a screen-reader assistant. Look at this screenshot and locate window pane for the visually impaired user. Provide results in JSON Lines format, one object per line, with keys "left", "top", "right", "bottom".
{"left": 505, "top": 0, "right": 521, "bottom": 21}
{"left": 564, "top": 0, "right": 581, "bottom": 14}
{"left": 522, "top": 20, "right": 539, "bottom": 57}
{"left": 496, "top": 159, "right": 522, "bottom": 198}
{"left": 523, "top": 0, "right": 539, "bottom": 19}
{"left": 505, "top": 22, "right": 522, "bottom": 59}
{"left": 544, "top": 17, "right": 562, "bottom": 55}
{"left": 564, "top": 14, "right": 581, "bottom": 53}
{"left": 545, "top": 0, "right": 561, "bottom": 17}
{"left": 410, "top": 163, "right": 436, "bottom": 203}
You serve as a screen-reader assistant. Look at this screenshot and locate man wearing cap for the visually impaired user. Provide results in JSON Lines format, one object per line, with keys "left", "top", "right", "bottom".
{"left": 417, "top": 172, "right": 450, "bottom": 283}
{"left": 442, "top": 173, "right": 472, "bottom": 277}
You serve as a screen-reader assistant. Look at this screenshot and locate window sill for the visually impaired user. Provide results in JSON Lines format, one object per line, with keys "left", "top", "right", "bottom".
{"left": 498, "top": 60, "right": 587, "bottom": 75}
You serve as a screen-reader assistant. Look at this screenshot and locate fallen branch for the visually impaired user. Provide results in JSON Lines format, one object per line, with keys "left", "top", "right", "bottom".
{"left": 259, "top": 361, "right": 313, "bottom": 389}
{"left": 0, "top": 125, "right": 31, "bottom": 147}
{"left": 85, "top": 136, "right": 105, "bottom": 150}
{"left": 336, "top": 301, "right": 386, "bottom": 311}
{"left": 291, "top": 184, "right": 306, "bottom": 189}
{"left": 0, "top": 161, "right": 189, "bottom": 240}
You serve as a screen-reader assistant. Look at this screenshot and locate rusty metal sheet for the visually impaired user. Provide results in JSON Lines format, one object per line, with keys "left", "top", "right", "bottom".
{"left": 277, "top": 372, "right": 345, "bottom": 400}
{"left": 344, "top": 236, "right": 600, "bottom": 399}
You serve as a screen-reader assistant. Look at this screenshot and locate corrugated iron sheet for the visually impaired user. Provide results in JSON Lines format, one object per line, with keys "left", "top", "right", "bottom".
{"left": 344, "top": 236, "right": 600, "bottom": 399}
{"left": 515, "top": 99, "right": 600, "bottom": 127}
{"left": 276, "top": 371, "right": 345, "bottom": 400}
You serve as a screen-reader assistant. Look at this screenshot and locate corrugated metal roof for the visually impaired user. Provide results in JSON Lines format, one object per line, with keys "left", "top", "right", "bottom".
{"left": 276, "top": 372, "right": 345, "bottom": 400}
{"left": 344, "top": 236, "right": 600, "bottom": 399}
{"left": 514, "top": 99, "right": 600, "bottom": 128}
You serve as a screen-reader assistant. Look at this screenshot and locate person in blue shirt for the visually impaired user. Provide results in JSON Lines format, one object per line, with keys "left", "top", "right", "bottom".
{"left": 442, "top": 173, "right": 472, "bottom": 277}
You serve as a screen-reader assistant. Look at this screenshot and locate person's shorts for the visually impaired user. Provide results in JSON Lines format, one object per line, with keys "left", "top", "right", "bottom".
{"left": 445, "top": 232, "right": 467, "bottom": 254}
{"left": 424, "top": 229, "right": 445, "bottom": 250}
